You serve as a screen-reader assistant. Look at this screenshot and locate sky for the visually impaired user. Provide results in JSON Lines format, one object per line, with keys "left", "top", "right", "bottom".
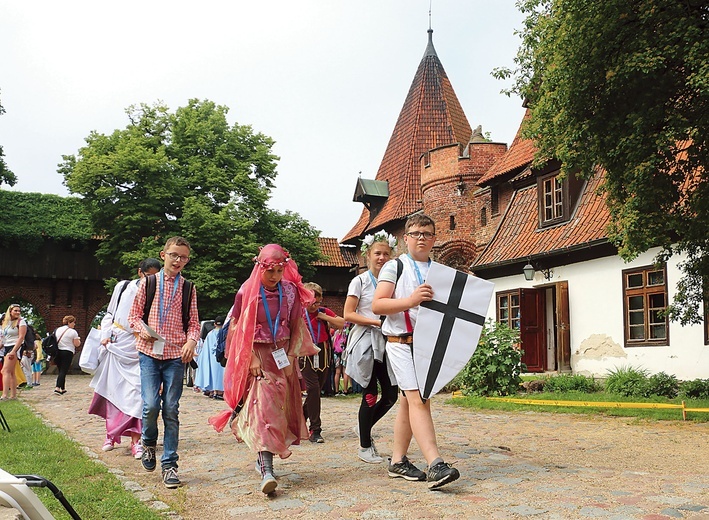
{"left": 0, "top": 1, "right": 527, "bottom": 240}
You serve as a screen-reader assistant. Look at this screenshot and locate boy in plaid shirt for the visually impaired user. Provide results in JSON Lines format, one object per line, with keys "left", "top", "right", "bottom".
{"left": 129, "top": 236, "right": 200, "bottom": 488}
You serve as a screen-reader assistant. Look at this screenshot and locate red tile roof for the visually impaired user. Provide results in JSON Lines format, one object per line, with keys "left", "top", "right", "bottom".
{"left": 472, "top": 169, "right": 610, "bottom": 267}
{"left": 313, "top": 237, "right": 358, "bottom": 267}
{"left": 343, "top": 30, "right": 472, "bottom": 242}
{"left": 478, "top": 109, "right": 537, "bottom": 185}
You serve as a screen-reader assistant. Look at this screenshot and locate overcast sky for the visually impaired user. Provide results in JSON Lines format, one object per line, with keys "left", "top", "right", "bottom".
{"left": 0, "top": 1, "right": 527, "bottom": 240}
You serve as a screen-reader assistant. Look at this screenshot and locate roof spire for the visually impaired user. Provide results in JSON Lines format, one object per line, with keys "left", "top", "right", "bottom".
{"left": 425, "top": 0, "right": 436, "bottom": 56}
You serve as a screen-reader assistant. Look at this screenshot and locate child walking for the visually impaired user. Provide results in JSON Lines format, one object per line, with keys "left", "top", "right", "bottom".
{"left": 372, "top": 214, "right": 460, "bottom": 489}
{"left": 344, "top": 231, "right": 399, "bottom": 464}
{"left": 209, "top": 244, "right": 319, "bottom": 494}
{"left": 128, "top": 237, "right": 200, "bottom": 489}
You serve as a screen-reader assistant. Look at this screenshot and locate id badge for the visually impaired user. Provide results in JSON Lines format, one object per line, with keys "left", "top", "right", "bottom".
{"left": 272, "top": 348, "right": 290, "bottom": 370}
{"left": 312, "top": 352, "right": 320, "bottom": 369}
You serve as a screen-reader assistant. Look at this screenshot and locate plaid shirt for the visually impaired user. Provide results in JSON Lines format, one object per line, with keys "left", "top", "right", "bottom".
{"left": 128, "top": 272, "right": 200, "bottom": 360}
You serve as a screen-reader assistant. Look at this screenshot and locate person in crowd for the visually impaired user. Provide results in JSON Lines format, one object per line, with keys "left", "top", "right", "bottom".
{"left": 129, "top": 237, "right": 199, "bottom": 489}
{"left": 301, "top": 282, "right": 345, "bottom": 443}
{"left": 331, "top": 324, "right": 351, "bottom": 395}
{"left": 194, "top": 316, "right": 226, "bottom": 399}
{"left": 53, "top": 315, "right": 81, "bottom": 396}
{"left": 20, "top": 347, "right": 33, "bottom": 384}
{"left": 31, "top": 338, "right": 44, "bottom": 387}
{"left": 89, "top": 258, "right": 161, "bottom": 458}
{"left": 372, "top": 214, "right": 460, "bottom": 489}
{"left": 344, "top": 232, "right": 399, "bottom": 464}
{"left": 209, "top": 244, "right": 319, "bottom": 494}
{"left": 1, "top": 304, "right": 26, "bottom": 400}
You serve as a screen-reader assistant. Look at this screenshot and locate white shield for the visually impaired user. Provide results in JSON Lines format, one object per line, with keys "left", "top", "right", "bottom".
{"left": 413, "top": 262, "right": 494, "bottom": 400}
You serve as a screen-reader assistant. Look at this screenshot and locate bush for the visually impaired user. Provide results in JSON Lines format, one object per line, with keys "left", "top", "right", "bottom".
{"left": 645, "top": 372, "right": 679, "bottom": 398}
{"left": 459, "top": 320, "right": 525, "bottom": 397}
{"left": 679, "top": 378, "right": 709, "bottom": 399}
{"left": 544, "top": 374, "right": 601, "bottom": 393}
{"left": 604, "top": 365, "right": 649, "bottom": 397}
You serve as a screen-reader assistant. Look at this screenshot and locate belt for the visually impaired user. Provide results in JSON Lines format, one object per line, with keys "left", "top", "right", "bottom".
{"left": 386, "top": 335, "right": 413, "bottom": 344}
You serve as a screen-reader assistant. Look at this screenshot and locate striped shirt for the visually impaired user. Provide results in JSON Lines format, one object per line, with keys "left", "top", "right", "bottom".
{"left": 128, "top": 272, "right": 200, "bottom": 360}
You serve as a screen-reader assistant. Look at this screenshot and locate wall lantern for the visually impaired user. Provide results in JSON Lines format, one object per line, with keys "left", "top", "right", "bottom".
{"left": 522, "top": 262, "right": 535, "bottom": 281}
{"left": 523, "top": 261, "right": 554, "bottom": 281}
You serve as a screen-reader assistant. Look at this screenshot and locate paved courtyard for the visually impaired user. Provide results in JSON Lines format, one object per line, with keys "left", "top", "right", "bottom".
{"left": 10, "top": 375, "right": 709, "bottom": 519}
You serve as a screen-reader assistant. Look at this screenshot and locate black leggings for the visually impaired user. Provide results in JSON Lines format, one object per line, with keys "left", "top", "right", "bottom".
{"left": 54, "top": 350, "right": 74, "bottom": 390}
{"left": 358, "top": 356, "right": 398, "bottom": 448}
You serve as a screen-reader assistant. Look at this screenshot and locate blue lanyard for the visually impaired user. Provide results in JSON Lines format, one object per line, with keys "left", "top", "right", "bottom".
{"left": 367, "top": 270, "right": 378, "bottom": 288}
{"left": 259, "top": 283, "right": 282, "bottom": 345}
{"left": 306, "top": 310, "right": 322, "bottom": 342}
{"left": 158, "top": 269, "right": 180, "bottom": 330}
{"left": 407, "top": 254, "right": 430, "bottom": 285}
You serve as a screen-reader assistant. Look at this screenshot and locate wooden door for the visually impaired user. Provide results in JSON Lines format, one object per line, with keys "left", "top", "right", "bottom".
{"left": 556, "top": 281, "right": 571, "bottom": 371}
{"left": 520, "top": 288, "right": 546, "bottom": 372}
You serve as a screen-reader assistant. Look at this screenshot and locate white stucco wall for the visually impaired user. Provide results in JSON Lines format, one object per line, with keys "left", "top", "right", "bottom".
{"left": 483, "top": 248, "right": 709, "bottom": 380}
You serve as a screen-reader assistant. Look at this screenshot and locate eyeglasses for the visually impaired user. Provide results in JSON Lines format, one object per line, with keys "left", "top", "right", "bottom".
{"left": 165, "top": 252, "right": 191, "bottom": 263}
{"left": 405, "top": 231, "right": 435, "bottom": 240}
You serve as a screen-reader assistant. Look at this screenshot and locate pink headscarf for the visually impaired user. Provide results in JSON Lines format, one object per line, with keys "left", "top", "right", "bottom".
{"left": 209, "top": 244, "right": 316, "bottom": 432}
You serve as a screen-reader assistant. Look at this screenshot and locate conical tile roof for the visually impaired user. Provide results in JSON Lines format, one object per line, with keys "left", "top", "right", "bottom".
{"left": 343, "top": 29, "right": 472, "bottom": 242}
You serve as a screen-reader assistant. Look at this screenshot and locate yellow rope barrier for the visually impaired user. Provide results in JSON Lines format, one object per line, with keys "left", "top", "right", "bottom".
{"left": 449, "top": 393, "right": 709, "bottom": 420}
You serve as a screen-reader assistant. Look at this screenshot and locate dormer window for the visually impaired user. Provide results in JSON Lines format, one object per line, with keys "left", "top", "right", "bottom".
{"left": 538, "top": 172, "right": 566, "bottom": 226}
{"left": 536, "top": 167, "right": 584, "bottom": 228}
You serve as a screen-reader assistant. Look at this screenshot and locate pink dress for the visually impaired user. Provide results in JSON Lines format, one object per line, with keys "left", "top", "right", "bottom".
{"left": 229, "top": 281, "right": 312, "bottom": 458}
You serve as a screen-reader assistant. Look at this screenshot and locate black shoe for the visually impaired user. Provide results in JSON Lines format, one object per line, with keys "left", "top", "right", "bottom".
{"left": 141, "top": 444, "right": 157, "bottom": 472}
{"left": 387, "top": 456, "right": 426, "bottom": 481}
{"left": 162, "top": 467, "right": 182, "bottom": 489}
{"left": 426, "top": 461, "right": 460, "bottom": 489}
{"left": 309, "top": 430, "right": 324, "bottom": 443}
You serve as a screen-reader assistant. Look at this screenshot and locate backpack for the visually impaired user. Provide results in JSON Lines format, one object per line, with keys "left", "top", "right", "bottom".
{"left": 21, "top": 323, "right": 37, "bottom": 353}
{"left": 215, "top": 319, "right": 230, "bottom": 367}
{"left": 142, "top": 274, "right": 194, "bottom": 333}
{"left": 41, "top": 330, "right": 59, "bottom": 359}
{"left": 332, "top": 327, "right": 347, "bottom": 354}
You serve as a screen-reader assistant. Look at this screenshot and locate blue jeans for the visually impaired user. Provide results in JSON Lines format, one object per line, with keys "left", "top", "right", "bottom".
{"left": 139, "top": 353, "right": 184, "bottom": 469}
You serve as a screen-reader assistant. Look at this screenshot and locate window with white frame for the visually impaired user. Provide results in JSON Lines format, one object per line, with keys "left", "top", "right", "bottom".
{"left": 622, "top": 265, "right": 669, "bottom": 346}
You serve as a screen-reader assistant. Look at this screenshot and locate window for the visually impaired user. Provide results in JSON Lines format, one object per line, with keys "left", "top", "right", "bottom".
{"left": 480, "top": 207, "right": 487, "bottom": 227}
{"left": 538, "top": 172, "right": 566, "bottom": 226}
{"left": 490, "top": 186, "right": 499, "bottom": 216}
{"left": 449, "top": 215, "right": 456, "bottom": 230}
{"left": 622, "top": 265, "right": 669, "bottom": 346}
{"left": 497, "top": 290, "right": 520, "bottom": 330}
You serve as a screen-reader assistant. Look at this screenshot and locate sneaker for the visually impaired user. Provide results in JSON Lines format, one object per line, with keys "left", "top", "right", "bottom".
{"left": 102, "top": 437, "right": 115, "bottom": 452}
{"left": 358, "top": 446, "right": 384, "bottom": 464}
{"left": 53, "top": 389, "right": 62, "bottom": 396}
{"left": 309, "top": 430, "right": 324, "bottom": 443}
{"left": 260, "top": 472, "right": 277, "bottom": 494}
{"left": 254, "top": 461, "right": 278, "bottom": 477}
{"left": 131, "top": 441, "right": 144, "bottom": 459}
{"left": 426, "top": 461, "right": 460, "bottom": 489}
{"left": 162, "top": 467, "right": 181, "bottom": 489}
{"left": 387, "top": 456, "right": 426, "bottom": 481}
{"left": 141, "top": 444, "right": 157, "bottom": 472}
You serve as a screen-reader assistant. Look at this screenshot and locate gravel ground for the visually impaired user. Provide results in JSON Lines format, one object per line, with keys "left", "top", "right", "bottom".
{"left": 9, "top": 374, "right": 709, "bottom": 519}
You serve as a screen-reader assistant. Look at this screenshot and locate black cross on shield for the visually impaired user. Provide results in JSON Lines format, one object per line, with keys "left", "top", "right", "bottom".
{"left": 419, "top": 270, "right": 486, "bottom": 400}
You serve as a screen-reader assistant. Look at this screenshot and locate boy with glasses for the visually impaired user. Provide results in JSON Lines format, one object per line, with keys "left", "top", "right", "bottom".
{"left": 372, "top": 214, "right": 460, "bottom": 489}
{"left": 129, "top": 236, "right": 200, "bottom": 489}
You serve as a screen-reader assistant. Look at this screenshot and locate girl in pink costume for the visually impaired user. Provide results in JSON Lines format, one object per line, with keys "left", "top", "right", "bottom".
{"left": 209, "top": 244, "right": 318, "bottom": 494}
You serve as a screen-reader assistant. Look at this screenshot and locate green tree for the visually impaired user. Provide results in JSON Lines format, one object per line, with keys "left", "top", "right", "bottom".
{"left": 0, "top": 91, "right": 18, "bottom": 187}
{"left": 498, "top": 0, "right": 709, "bottom": 323}
{"left": 60, "top": 99, "right": 321, "bottom": 316}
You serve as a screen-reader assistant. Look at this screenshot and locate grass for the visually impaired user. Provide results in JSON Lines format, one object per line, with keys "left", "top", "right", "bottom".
{"left": 449, "top": 391, "right": 709, "bottom": 422}
{"left": 0, "top": 400, "right": 163, "bottom": 520}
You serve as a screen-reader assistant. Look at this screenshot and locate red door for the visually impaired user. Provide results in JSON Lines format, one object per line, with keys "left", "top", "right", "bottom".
{"left": 520, "top": 288, "right": 546, "bottom": 372}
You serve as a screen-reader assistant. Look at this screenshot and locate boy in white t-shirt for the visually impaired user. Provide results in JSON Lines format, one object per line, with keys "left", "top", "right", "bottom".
{"left": 372, "top": 213, "right": 460, "bottom": 489}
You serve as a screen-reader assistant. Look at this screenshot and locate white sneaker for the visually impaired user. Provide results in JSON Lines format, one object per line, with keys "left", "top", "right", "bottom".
{"left": 358, "top": 445, "right": 384, "bottom": 464}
